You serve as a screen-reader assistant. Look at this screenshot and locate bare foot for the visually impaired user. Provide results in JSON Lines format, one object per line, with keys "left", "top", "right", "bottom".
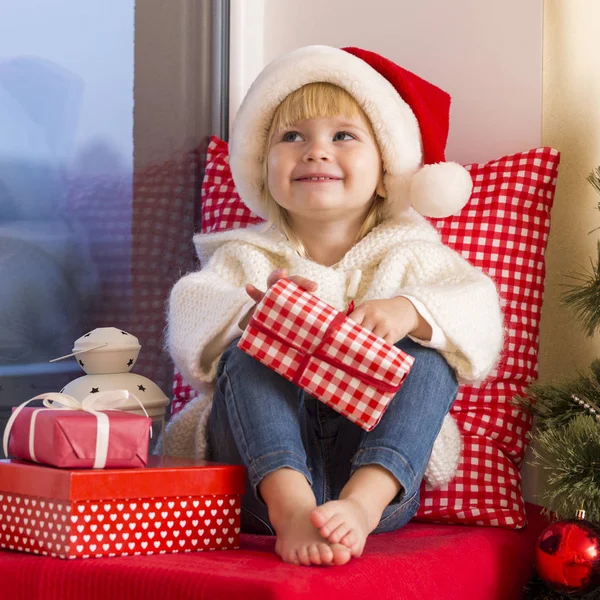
{"left": 272, "top": 505, "right": 352, "bottom": 566}
{"left": 310, "top": 498, "right": 374, "bottom": 557}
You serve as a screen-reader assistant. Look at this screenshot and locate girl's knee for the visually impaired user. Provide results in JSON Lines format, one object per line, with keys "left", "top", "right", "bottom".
{"left": 397, "top": 338, "right": 446, "bottom": 368}
{"left": 397, "top": 340, "right": 458, "bottom": 390}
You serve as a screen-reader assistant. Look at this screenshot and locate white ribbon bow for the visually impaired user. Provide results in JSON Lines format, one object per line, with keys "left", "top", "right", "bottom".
{"left": 3, "top": 390, "right": 151, "bottom": 469}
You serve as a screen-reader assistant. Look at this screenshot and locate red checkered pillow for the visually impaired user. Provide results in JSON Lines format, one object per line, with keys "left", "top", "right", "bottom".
{"left": 173, "top": 136, "right": 560, "bottom": 528}
{"left": 419, "top": 148, "right": 559, "bottom": 528}
{"left": 200, "top": 137, "right": 263, "bottom": 233}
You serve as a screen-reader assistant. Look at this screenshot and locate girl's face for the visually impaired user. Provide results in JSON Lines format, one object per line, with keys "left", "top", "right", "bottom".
{"left": 266, "top": 112, "right": 385, "bottom": 223}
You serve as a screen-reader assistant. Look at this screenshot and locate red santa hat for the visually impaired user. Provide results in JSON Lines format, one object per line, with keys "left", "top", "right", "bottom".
{"left": 229, "top": 45, "right": 472, "bottom": 220}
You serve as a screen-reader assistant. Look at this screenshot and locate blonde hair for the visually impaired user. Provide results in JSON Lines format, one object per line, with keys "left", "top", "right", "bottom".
{"left": 261, "top": 82, "right": 385, "bottom": 259}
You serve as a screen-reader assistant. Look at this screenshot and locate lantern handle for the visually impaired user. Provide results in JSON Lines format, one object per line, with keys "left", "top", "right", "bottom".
{"left": 49, "top": 343, "right": 108, "bottom": 363}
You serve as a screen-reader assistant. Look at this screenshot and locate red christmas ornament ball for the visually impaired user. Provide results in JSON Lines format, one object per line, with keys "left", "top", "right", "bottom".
{"left": 535, "top": 517, "right": 600, "bottom": 597}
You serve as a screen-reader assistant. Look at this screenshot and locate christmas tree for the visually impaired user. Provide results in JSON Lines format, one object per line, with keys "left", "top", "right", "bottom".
{"left": 560, "top": 166, "right": 600, "bottom": 338}
{"left": 517, "top": 167, "right": 600, "bottom": 599}
{"left": 515, "top": 166, "right": 600, "bottom": 525}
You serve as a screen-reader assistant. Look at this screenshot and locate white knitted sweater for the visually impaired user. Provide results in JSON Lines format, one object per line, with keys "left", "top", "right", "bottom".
{"left": 164, "top": 210, "right": 504, "bottom": 488}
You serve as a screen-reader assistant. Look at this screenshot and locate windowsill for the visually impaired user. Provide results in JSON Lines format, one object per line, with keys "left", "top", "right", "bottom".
{"left": 0, "top": 361, "right": 81, "bottom": 378}
{"left": 0, "top": 362, "right": 82, "bottom": 413}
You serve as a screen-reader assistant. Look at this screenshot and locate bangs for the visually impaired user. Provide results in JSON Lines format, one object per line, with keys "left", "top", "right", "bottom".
{"left": 267, "top": 82, "right": 370, "bottom": 139}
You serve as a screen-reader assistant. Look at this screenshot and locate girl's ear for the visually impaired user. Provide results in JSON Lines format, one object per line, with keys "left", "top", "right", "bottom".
{"left": 376, "top": 175, "right": 387, "bottom": 199}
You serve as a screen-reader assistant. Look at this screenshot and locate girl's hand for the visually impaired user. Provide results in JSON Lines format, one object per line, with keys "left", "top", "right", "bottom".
{"left": 240, "top": 269, "right": 318, "bottom": 329}
{"left": 245, "top": 268, "right": 317, "bottom": 304}
{"left": 348, "top": 297, "right": 432, "bottom": 345}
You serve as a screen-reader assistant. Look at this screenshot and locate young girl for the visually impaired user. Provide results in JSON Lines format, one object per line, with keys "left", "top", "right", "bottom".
{"left": 165, "top": 46, "right": 503, "bottom": 567}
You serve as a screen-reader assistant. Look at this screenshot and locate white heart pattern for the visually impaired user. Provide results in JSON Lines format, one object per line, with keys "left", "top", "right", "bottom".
{"left": 0, "top": 492, "right": 241, "bottom": 559}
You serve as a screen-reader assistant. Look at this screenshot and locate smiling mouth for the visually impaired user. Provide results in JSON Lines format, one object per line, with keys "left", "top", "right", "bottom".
{"left": 294, "top": 176, "right": 341, "bottom": 182}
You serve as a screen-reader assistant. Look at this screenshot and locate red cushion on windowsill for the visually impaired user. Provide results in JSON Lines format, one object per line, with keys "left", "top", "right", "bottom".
{"left": 0, "top": 503, "right": 547, "bottom": 600}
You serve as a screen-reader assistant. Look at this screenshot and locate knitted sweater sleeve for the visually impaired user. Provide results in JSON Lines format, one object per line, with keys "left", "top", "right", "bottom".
{"left": 166, "top": 244, "right": 262, "bottom": 391}
{"left": 372, "top": 242, "right": 504, "bottom": 383}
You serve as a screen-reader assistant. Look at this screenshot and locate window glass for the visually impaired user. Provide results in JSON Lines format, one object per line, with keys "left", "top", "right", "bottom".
{"left": 0, "top": 0, "right": 222, "bottom": 454}
{"left": 0, "top": 1, "right": 134, "bottom": 444}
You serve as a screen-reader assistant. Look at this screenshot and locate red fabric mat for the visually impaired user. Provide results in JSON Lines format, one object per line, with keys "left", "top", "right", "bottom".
{"left": 0, "top": 504, "right": 547, "bottom": 600}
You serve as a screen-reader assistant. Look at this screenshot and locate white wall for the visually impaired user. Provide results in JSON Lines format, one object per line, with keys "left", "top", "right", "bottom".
{"left": 540, "top": 0, "right": 600, "bottom": 381}
{"left": 230, "top": 0, "right": 543, "bottom": 164}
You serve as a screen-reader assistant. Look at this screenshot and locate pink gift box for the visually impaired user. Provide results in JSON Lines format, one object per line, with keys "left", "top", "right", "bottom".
{"left": 238, "top": 278, "right": 415, "bottom": 431}
{"left": 6, "top": 407, "right": 151, "bottom": 469}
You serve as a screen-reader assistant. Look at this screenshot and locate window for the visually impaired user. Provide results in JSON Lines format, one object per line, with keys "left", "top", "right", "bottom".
{"left": 0, "top": 0, "right": 228, "bottom": 450}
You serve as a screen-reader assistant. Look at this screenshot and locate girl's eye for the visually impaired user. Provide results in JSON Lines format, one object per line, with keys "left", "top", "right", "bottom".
{"left": 333, "top": 131, "right": 354, "bottom": 142}
{"left": 282, "top": 131, "right": 302, "bottom": 142}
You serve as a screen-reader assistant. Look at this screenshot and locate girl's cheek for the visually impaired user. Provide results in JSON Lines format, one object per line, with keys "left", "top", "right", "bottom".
{"left": 267, "top": 151, "right": 285, "bottom": 173}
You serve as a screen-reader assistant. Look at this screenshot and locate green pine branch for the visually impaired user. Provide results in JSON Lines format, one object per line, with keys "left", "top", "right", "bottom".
{"left": 561, "top": 241, "right": 600, "bottom": 337}
{"left": 561, "top": 166, "right": 600, "bottom": 336}
{"left": 514, "top": 359, "right": 600, "bottom": 431}
{"left": 514, "top": 360, "right": 600, "bottom": 525}
{"left": 530, "top": 415, "right": 600, "bottom": 524}
{"left": 523, "top": 576, "right": 579, "bottom": 600}
{"left": 588, "top": 165, "right": 600, "bottom": 200}
{"left": 524, "top": 575, "right": 600, "bottom": 599}
{"left": 519, "top": 166, "right": 600, "bottom": 598}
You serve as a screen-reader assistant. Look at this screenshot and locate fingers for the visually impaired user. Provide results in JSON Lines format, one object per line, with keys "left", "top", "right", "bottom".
{"left": 248, "top": 269, "right": 318, "bottom": 308}
{"left": 266, "top": 268, "right": 318, "bottom": 292}
{"left": 372, "top": 324, "right": 389, "bottom": 340}
{"left": 266, "top": 268, "right": 287, "bottom": 289}
{"left": 348, "top": 308, "right": 374, "bottom": 331}
{"left": 347, "top": 308, "right": 362, "bottom": 325}
{"left": 288, "top": 275, "right": 318, "bottom": 292}
{"left": 245, "top": 284, "right": 264, "bottom": 304}
{"left": 348, "top": 305, "right": 402, "bottom": 344}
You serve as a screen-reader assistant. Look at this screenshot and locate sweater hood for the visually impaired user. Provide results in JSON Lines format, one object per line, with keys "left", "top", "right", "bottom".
{"left": 193, "top": 208, "right": 441, "bottom": 265}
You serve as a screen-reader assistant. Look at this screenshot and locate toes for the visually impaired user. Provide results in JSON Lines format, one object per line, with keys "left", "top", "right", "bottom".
{"left": 328, "top": 522, "right": 351, "bottom": 544}
{"left": 308, "top": 544, "right": 322, "bottom": 566}
{"left": 285, "top": 549, "right": 300, "bottom": 565}
{"left": 330, "top": 543, "right": 352, "bottom": 566}
{"left": 339, "top": 530, "right": 356, "bottom": 548}
{"left": 318, "top": 542, "right": 334, "bottom": 565}
{"left": 350, "top": 541, "right": 365, "bottom": 558}
{"left": 310, "top": 505, "right": 334, "bottom": 529}
{"left": 297, "top": 545, "right": 311, "bottom": 567}
{"left": 276, "top": 540, "right": 300, "bottom": 565}
{"left": 319, "top": 513, "right": 345, "bottom": 538}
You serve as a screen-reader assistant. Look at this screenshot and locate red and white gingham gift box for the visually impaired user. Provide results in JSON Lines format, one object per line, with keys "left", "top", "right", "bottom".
{"left": 238, "top": 278, "right": 414, "bottom": 431}
{"left": 0, "top": 457, "right": 244, "bottom": 559}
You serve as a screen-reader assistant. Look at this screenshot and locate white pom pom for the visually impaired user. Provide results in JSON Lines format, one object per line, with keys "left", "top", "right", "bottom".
{"left": 410, "top": 162, "right": 472, "bottom": 218}
{"left": 424, "top": 414, "right": 462, "bottom": 489}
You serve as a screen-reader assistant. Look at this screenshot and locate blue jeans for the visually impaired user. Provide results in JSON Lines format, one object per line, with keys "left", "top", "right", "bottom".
{"left": 208, "top": 336, "right": 458, "bottom": 536}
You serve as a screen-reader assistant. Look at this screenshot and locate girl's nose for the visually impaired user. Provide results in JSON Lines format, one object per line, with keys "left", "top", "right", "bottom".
{"left": 303, "top": 139, "right": 332, "bottom": 162}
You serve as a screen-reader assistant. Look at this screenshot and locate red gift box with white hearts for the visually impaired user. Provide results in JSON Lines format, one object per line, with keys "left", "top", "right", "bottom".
{"left": 238, "top": 278, "right": 415, "bottom": 431}
{"left": 0, "top": 456, "right": 245, "bottom": 559}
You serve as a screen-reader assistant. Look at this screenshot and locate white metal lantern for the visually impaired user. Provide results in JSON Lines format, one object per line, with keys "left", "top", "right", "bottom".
{"left": 52, "top": 327, "right": 169, "bottom": 449}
